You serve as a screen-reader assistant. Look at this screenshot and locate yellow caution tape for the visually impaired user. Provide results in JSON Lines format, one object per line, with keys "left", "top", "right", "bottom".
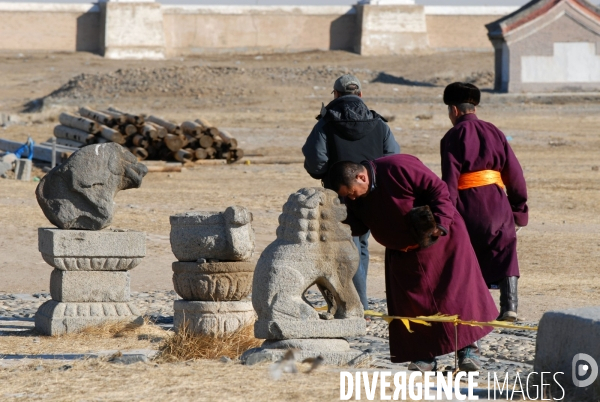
{"left": 363, "top": 310, "right": 538, "bottom": 332}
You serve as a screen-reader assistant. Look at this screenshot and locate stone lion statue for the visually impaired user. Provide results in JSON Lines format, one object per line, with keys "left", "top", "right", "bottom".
{"left": 36, "top": 143, "right": 147, "bottom": 230}
{"left": 252, "top": 187, "right": 363, "bottom": 324}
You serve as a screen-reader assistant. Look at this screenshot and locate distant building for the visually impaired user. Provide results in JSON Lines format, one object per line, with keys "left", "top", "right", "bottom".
{"left": 486, "top": 0, "right": 600, "bottom": 92}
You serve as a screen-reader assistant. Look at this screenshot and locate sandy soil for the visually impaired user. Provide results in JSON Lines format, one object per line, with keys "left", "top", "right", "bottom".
{"left": 1, "top": 50, "right": 599, "bottom": 322}
{"left": 0, "top": 49, "right": 599, "bottom": 401}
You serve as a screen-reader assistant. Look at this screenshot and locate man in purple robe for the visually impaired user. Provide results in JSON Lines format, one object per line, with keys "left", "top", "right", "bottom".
{"left": 328, "top": 156, "right": 498, "bottom": 372}
{"left": 440, "top": 82, "right": 528, "bottom": 322}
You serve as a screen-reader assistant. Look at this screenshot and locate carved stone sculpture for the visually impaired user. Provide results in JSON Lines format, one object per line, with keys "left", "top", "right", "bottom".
{"left": 170, "top": 206, "right": 255, "bottom": 262}
{"left": 35, "top": 143, "right": 147, "bottom": 230}
{"left": 244, "top": 188, "right": 366, "bottom": 365}
{"left": 252, "top": 187, "right": 365, "bottom": 339}
{"left": 170, "top": 206, "right": 256, "bottom": 336}
{"left": 172, "top": 261, "right": 255, "bottom": 301}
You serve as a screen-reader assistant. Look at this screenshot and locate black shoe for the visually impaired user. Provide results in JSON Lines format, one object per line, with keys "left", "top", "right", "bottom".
{"left": 458, "top": 344, "right": 482, "bottom": 372}
{"left": 497, "top": 276, "right": 518, "bottom": 322}
{"left": 408, "top": 358, "right": 437, "bottom": 372}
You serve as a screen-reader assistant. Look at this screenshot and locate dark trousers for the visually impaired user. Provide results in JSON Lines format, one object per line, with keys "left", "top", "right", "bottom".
{"left": 352, "top": 231, "right": 370, "bottom": 310}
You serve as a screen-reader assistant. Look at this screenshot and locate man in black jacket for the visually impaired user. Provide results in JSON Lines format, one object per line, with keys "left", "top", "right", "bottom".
{"left": 302, "top": 74, "right": 400, "bottom": 310}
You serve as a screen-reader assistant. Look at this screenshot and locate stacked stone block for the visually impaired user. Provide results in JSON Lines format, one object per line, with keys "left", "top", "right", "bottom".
{"left": 170, "top": 206, "right": 256, "bottom": 335}
{"left": 35, "top": 229, "right": 146, "bottom": 335}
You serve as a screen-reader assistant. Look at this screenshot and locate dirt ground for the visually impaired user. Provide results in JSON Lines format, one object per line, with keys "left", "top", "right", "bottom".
{"left": 0, "top": 49, "right": 599, "bottom": 400}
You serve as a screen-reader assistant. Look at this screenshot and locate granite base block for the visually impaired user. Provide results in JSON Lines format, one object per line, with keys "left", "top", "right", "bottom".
{"left": 174, "top": 300, "right": 255, "bottom": 336}
{"left": 38, "top": 228, "right": 145, "bottom": 271}
{"left": 241, "top": 338, "right": 367, "bottom": 366}
{"left": 35, "top": 300, "right": 142, "bottom": 336}
{"left": 50, "top": 269, "right": 130, "bottom": 302}
{"left": 254, "top": 318, "right": 366, "bottom": 340}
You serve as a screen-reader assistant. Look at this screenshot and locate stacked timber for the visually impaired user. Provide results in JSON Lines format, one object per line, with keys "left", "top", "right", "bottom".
{"left": 52, "top": 107, "right": 244, "bottom": 163}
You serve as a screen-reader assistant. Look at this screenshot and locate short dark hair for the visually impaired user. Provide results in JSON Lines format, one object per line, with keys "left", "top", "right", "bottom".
{"left": 328, "top": 161, "right": 365, "bottom": 192}
{"left": 337, "top": 84, "right": 361, "bottom": 97}
{"left": 448, "top": 103, "right": 476, "bottom": 113}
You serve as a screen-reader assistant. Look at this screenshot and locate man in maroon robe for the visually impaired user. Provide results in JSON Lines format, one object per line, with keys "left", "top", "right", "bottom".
{"left": 328, "top": 156, "right": 498, "bottom": 372}
{"left": 440, "top": 82, "right": 528, "bottom": 322}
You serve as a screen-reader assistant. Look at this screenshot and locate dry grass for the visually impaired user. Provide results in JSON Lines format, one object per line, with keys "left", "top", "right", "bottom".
{"left": 0, "top": 358, "right": 354, "bottom": 402}
{"left": 77, "top": 317, "right": 166, "bottom": 339}
{"left": 157, "top": 321, "right": 262, "bottom": 362}
{"left": 0, "top": 319, "right": 169, "bottom": 356}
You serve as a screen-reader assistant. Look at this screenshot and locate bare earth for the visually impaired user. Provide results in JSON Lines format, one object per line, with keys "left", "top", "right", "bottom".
{"left": 0, "top": 49, "right": 599, "bottom": 400}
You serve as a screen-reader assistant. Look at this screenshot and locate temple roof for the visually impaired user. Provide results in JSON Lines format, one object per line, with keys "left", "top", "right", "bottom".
{"left": 486, "top": 0, "right": 600, "bottom": 39}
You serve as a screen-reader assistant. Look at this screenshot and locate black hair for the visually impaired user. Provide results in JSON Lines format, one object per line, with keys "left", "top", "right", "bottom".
{"left": 328, "top": 161, "right": 365, "bottom": 192}
{"left": 448, "top": 103, "right": 476, "bottom": 113}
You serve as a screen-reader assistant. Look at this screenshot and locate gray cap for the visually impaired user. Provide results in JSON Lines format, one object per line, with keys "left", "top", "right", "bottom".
{"left": 333, "top": 74, "right": 362, "bottom": 93}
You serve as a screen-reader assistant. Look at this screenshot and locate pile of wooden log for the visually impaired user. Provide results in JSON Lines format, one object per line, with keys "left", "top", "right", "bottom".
{"left": 52, "top": 107, "right": 244, "bottom": 163}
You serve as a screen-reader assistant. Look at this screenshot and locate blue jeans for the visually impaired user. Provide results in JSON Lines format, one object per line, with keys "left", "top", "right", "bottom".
{"left": 352, "top": 231, "right": 370, "bottom": 310}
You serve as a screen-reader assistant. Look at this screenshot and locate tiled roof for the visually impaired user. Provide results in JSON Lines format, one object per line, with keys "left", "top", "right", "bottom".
{"left": 486, "top": 0, "right": 600, "bottom": 38}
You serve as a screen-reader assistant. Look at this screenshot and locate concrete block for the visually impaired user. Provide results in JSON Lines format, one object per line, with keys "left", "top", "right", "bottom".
{"left": 172, "top": 261, "right": 255, "bottom": 301}
{"left": 38, "top": 228, "right": 145, "bottom": 271}
{"left": 101, "top": 1, "right": 166, "bottom": 60}
{"left": 173, "top": 300, "right": 255, "bottom": 336}
{"left": 534, "top": 307, "right": 600, "bottom": 401}
{"left": 34, "top": 300, "right": 142, "bottom": 336}
{"left": 170, "top": 206, "right": 255, "bottom": 262}
{"left": 242, "top": 339, "right": 366, "bottom": 366}
{"left": 14, "top": 158, "right": 31, "bottom": 181}
{"left": 254, "top": 318, "right": 366, "bottom": 340}
{"left": 357, "top": 5, "right": 429, "bottom": 55}
{"left": 50, "top": 269, "right": 130, "bottom": 302}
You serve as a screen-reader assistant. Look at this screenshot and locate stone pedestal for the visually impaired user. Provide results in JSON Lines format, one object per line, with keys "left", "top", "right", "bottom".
{"left": 356, "top": 4, "right": 428, "bottom": 55}
{"left": 172, "top": 261, "right": 254, "bottom": 301}
{"left": 170, "top": 206, "right": 256, "bottom": 336}
{"left": 35, "top": 228, "right": 145, "bottom": 335}
{"left": 254, "top": 318, "right": 366, "bottom": 340}
{"left": 242, "top": 338, "right": 365, "bottom": 366}
{"left": 99, "top": 1, "right": 166, "bottom": 60}
{"left": 174, "top": 300, "right": 255, "bottom": 336}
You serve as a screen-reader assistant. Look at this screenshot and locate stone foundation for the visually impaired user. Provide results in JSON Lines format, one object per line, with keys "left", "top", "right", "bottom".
{"left": 174, "top": 300, "right": 255, "bottom": 336}
{"left": 35, "top": 301, "right": 143, "bottom": 336}
{"left": 254, "top": 318, "right": 366, "bottom": 340}
{"left": 242, "top": 338, "right": 367, "bottom": 366}
{"left": 35, "top": 229, "right": 145, "bottom": 335}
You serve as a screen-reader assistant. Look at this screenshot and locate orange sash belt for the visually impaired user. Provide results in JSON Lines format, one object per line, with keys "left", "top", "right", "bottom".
{"left": 458, "top": 170, "right": 505, "bottom": 190}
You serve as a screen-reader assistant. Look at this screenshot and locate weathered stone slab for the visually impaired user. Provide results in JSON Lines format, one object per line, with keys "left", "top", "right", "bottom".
{"left": 50, "top": 269, "right": 130, "bottom": 302}
{"left": 254, "top": 318, "right": 366, "bottom": 340}
{"left": 172, "top": 261, "right": 255, "bottom": 301}
{"left": 170, "top": 206, "right": 254, "bottom": 262}
{"left": 35, "top": 300, "right": 142, "bottom": 336}
{"left": 15, "top": 158, "right": 31, "bottom": 181}
{"left": 261, "top": 338, "right": 351, "bottom": 352}
{"left": 174, "top": 300, "right": 255, "bottom": 336}
{"left": 35, "top": 143, "right": 147, "bottom": 230}
{"left": 534, "top": 307, "right": 600, "bottom": 401}
{"left": 242, "top": 339, "right": 366, "bottom": 366}
{"left": 39, "top": 228, "right": 145, "bottom": 271}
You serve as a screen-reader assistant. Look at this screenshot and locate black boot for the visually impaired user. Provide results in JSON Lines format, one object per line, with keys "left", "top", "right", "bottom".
{"left": 498, "top": 276, "right": 518, "bottom": 321}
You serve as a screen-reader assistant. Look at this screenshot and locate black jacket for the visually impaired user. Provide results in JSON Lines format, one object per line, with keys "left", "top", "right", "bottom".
{"left": 302, "top": 95, "right": 400, "bottom": 188}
